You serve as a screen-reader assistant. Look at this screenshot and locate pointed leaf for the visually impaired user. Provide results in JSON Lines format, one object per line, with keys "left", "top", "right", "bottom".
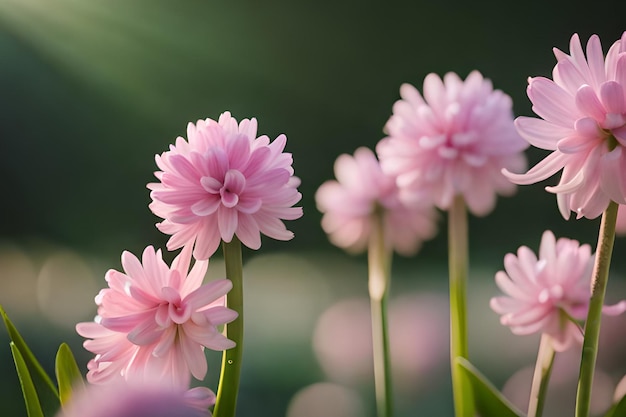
{"left": 0, "top": 306, "right": 59, "bottom": 397}
{"left": 1, "top": 305, "right": 61, "bottom": 416}
{"left": 55, "top": 343, "right": 84, "bottom": 405}
{"left": 456, "top": 357, "right": 524, "bottom": 417}
{"left": 604, "top": 393, "right": 626, "bottom": 417}
{"left": 11, "top": 342, "right": 44, "bottom": 417}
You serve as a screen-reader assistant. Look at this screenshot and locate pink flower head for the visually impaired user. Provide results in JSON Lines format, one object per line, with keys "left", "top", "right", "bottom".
{"left": 56, "top": 381, "right": 214, "bottom": 417}
{"left": 376, "top": 71, "right": 528, "bottom": 216}
{"left": 315, "top": 147, "right": 437, "bottom": 255}
{"left": 76, "top": 245, "right": 237, "bottom": 386}
{"left": 148, "top": 112, "right": 303, "bottom": 260}
{"left": 505, "top": 32, "right": 626, "bottom": 219}
{"left": 490, "top": 230, "right": 626, "bottom": 351}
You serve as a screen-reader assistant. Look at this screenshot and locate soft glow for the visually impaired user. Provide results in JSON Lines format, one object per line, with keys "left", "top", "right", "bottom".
{"left": 37, "top": 249, "right": 99, "bottom": 327}
{"left": 286, "top": 382, "right": 365, "bottom": 417}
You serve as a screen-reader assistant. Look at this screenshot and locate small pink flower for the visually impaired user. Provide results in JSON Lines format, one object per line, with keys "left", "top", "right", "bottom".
{"left": 315, "top": 147, "right": 437, "bottom": 255}
{"left": 490, "top": 230, "right": 626, "bottom": 351}
{"left": 148, "top": 112, "right": 303, "bottom": 260}
{"left": 505, "top": 32, "right": 626, "bottom": 219}
{"left": 56, "top": 381, "right": 214, "bottom": 417}
{"left": 376, "top": 71, "right": 528, "bottom": 216}
{"left": 76, "top": 245, "right": 237, "bottom": 386}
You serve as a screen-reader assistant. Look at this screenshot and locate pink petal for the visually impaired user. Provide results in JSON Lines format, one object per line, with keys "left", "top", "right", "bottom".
{"left": 602, "top": 300, "right": 626, "bottom": 315}
{"left": 191, "top": 197, "right": 220, "bottom": 216}
{"left": 217, "top": 206, "right": 238, "bottom": 242}
{"left": 184, "top": 280, "right": 232, "bottom": 311}
{"left": 528, "top": 77, "right": 579, "bottom": 126}
{"left": 585, "top": 34, "right": 607, "bottom": 89}
{"left": 515, "top": 117, "right": 570, "bottom": 150}
{"left": 503, "top": 151, "right": 568, "bottom": 185}
{"left": 600, "top": 81, "right": 625, "bottom": 114}
{"left": 575, "top": 84, "right": 606, "bottom": 123}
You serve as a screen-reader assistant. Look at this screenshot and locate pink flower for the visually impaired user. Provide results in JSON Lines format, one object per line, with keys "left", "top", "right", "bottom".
{"left": 490, "top": 230, "right": 626, "bottom": 351}
{"left": 56, "top": 381, "right": 214, "bottom": 417}
{"left": 76, "top": 245, "right": 237, "bottom": 386}
{"left": 505, "top": 32, "right": 626, "bottom": 219}
{"left": 148, "top": 112, "right": 303, "bottom": 260}
{"left": 315, "top": 147, "right": 437, "bottom": 255}
{"left": 376, "top": 71, "right": 528, "bottom": 216}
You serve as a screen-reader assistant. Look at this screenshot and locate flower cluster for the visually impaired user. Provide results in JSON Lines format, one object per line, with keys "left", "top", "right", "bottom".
{"left": 506, "top": 32, "right": 626, "bottom": 219}
{"left": 8, "top": 29, "right": 626, "bottom": 417}
{"left": 72, "top": 112, "right": 303, "bottom": 415}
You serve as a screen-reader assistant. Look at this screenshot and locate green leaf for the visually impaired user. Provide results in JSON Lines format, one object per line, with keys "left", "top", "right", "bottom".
{"left": 605, "top": 393, "right": 626, "bottom": 417}
{"left": 11, "top": 342, "right": 44, "bottom": 417}
{"left": 1, "top": 305, "right": 61, "bottom": 416}
{"left": 55, "top": 343, "right": 84, "bottom": 405}
{"left": 0, "top": 306, "right": 59, "bottom": 397}
{"left": 456, "top": 357, "right": 524, "bottom": 417}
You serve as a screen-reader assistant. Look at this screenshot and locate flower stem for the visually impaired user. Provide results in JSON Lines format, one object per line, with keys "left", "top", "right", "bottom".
{"left": 528, "top": 333, "right": 555, "bottom": 417}
{"left": 575, "top": 201, "right": 618, "bottom": 417}
{"left": 448, "top": 195, "right": 473, "bottom": 417}
{"left": 368, "top": 210, "right": 393, "bottom": 417}
{"left": 213, "top": 237, "right": 244, "bottom": 417}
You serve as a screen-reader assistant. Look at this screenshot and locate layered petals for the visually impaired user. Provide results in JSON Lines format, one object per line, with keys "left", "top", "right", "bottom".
{"left": 148, "top": 112, "right": 303, "bottom": 260}
{"left": 377, "top": 71, "right": 527, "bottom": 216}
{"left": 505, "top": 32, "right": 626, "bottom": 219}
{"left": 76, "top": 245, "right": 237, "bottom": 387}
{"left": 490, "top": 230, "right": 626, "bottom": 351}
{"left": 316, "top": 147, "right": 438, "bottom": 256}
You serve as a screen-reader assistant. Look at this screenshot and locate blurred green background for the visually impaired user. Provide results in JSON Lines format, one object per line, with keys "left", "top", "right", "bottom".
{"left": 1, "top": 0, "right": 626, "bottom": 416}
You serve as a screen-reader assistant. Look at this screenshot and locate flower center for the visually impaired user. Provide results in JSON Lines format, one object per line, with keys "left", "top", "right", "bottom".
{"left": 157, "top": 287, "right": 192, "bottom": 326}
{"left": 201, "top": 169, "right": 246, "bottom": 209}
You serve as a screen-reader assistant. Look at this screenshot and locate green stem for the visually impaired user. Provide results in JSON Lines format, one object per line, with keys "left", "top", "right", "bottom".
{"left": 368, "top": 211, "right": 393, "bottom": 417}
{"left": 448, "top": 195, "right": 473, "bottom": 417}
{"left": 575, "top": 201, "right": 618, "bottom": 417}
{"left": 213, "top": 237, "right": 244, "bottom": 417}
{"left": 528, "top": 333, "right": 555, "bottom": 417}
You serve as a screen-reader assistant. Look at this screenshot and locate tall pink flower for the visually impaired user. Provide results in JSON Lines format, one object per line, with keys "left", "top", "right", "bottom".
{"left": 490, "top": 230, "right": 626, "bottom": 351}
{"left": 148, "top": 112, "right": 303, "bottom": 260}
{"left": 376, "top": 71, "right": 528, "bottom": 216}
{"left": 505, "top": 32, "right": 626, "bottom": 219}
{"left": 76, "top": 245, "right": 237, "bottom": 386}
{"left": 315, "top": 147, "right": 437, "bottom": 255}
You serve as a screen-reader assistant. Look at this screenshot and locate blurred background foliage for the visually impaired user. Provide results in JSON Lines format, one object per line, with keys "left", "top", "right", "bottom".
{"left": 1, "top": 0, "right": 626, "bottom": 416}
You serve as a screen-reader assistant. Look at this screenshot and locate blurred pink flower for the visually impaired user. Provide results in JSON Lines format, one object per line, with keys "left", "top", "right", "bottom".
{"left": 490, "top": 230, "right": 626, "bottom": 351}
{"left": 148, "top": 112, "right": 303, "bottom": 260}
{"left": 376, "top": 71, "right": 527, "bottom": 216}
{"left": 76, "top": 245, "right": 237, "bottom": 386}
{"left": 505, "top": 32, "right": 626, "bottom": 219}
{"left": 56, "top": 381, "right": 214, "bottom": 417}
{"left": 315, "top": 147, "right": 437, "bottom": 255}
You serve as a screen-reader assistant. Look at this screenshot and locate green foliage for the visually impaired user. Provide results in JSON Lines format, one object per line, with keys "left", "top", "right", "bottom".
{"left": 456, "top": 357, "right": 524, "bottom": 417}
{"left": 1, "top": 305, "right": 61, "bottom": 416}
{"left": 10, "top": 343, "right": 44, "bottom": 417}
{"left": 55, "top": 343, "right": 84, "bottom": 406}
